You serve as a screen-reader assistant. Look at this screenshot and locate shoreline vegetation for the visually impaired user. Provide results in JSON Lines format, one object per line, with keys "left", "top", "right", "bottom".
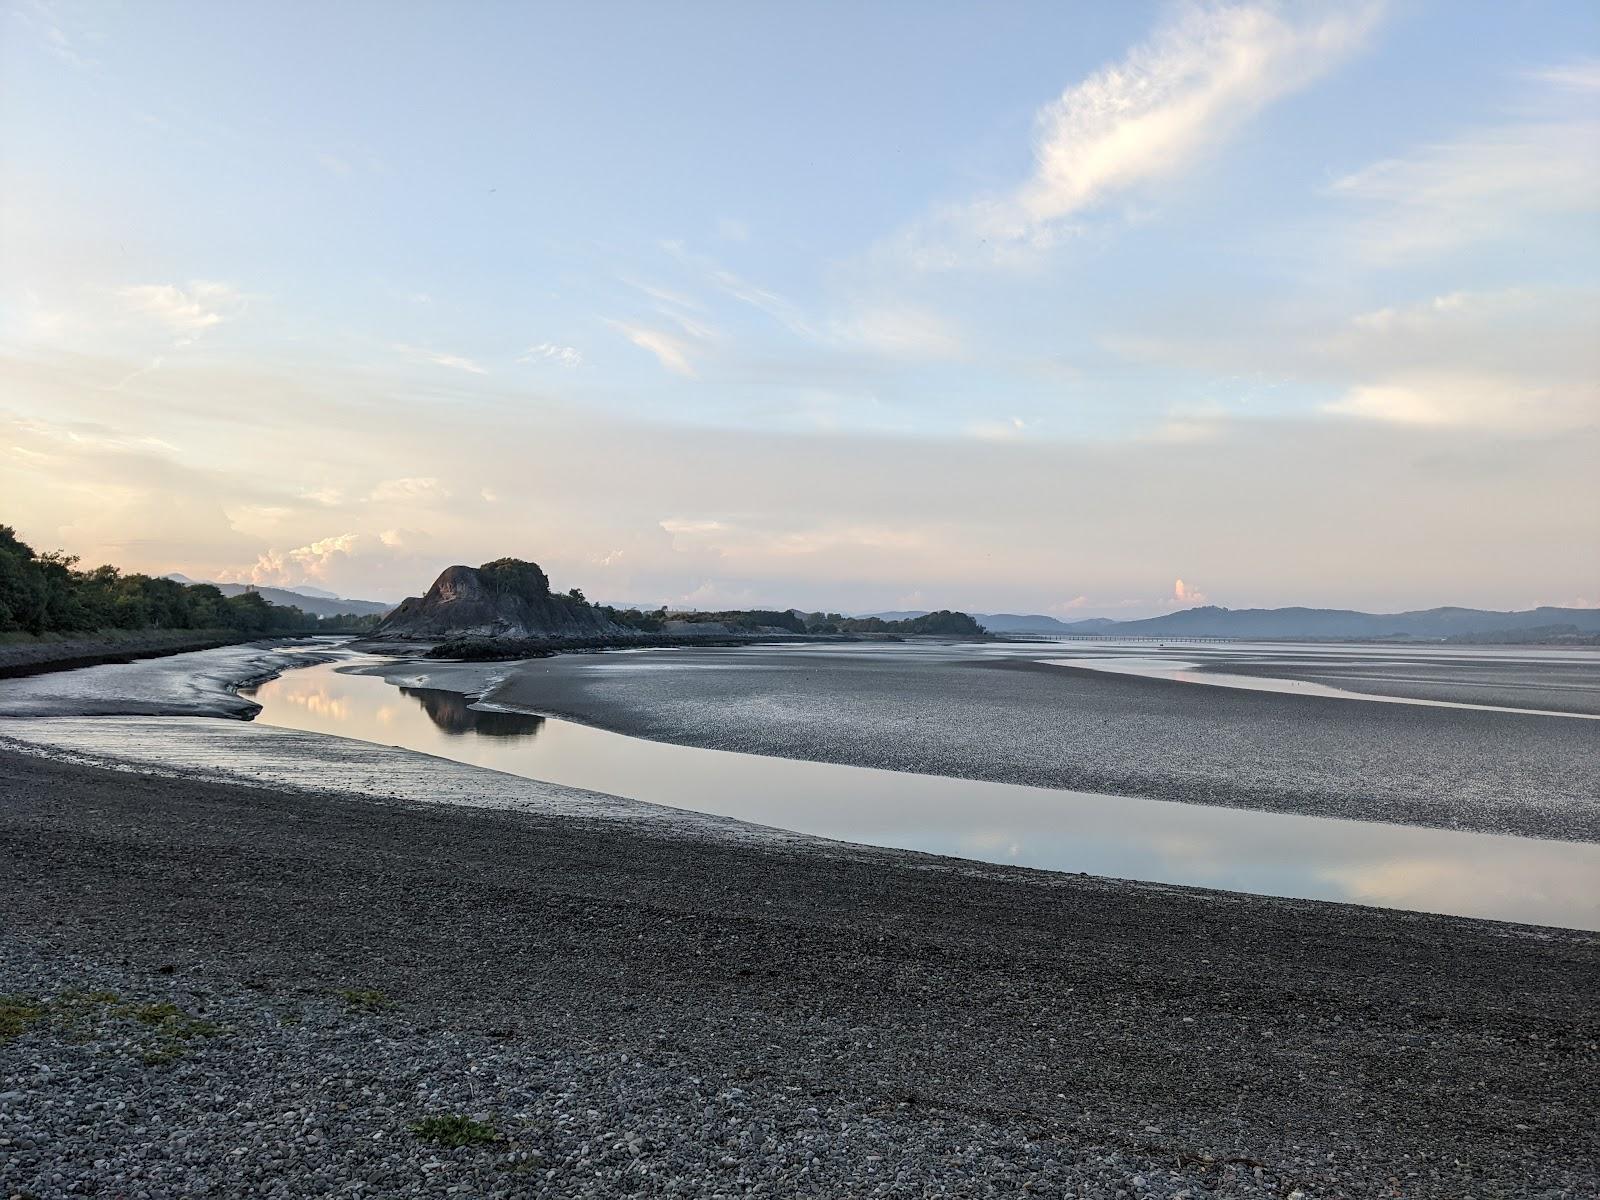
{"left": 0, "top": 525, "right": 381, "bottom": 645}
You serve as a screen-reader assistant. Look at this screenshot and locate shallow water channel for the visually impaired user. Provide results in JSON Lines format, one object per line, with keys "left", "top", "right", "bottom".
{"left": 243, "top": 655, "right": 1600, "bottom": 931}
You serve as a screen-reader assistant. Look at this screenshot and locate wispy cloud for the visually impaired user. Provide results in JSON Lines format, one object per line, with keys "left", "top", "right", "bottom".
{"left": 393, "top": 343, "right": 488, "bottom": 375}
{"left": 366, "top": 476, "right": 450, "bottom": 503}
{"left": 621, "top": 277, "right": 703, "bottom": 312}
{"left": 518, "top": 342, "right": 583, "bottom": 367}
{"left": 15, "top": 0, "right": 99, "bottom": 70}
{"left": 1331, "top": 61, "right": 1600, "bottom": 259}
{"left": 611, "top": 322, "right": 699, "bottom": 377}
{"left": 661, "top": 242, "right": 816, "bottom": 338}
{"left": 1113, "top": 283, "right": 1598, "bottom": 436}
{"left": 898, "top": 1, "right": 1383, "bottom": 267}
{"left": 839, "top": 307, "right": 966, "bottom": 360}
{"left": 119, "top": 281, "right": 242, "bottom": 342}
{"left": 1524, "top": 57, "right": 1600, "bottom": 94}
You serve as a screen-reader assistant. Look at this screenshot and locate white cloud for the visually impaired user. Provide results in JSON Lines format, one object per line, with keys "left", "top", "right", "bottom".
{"left": 659, "top": 518, "right": 728, "bottom": 536}
{"left": 366, "top": 476, "right": 450, "bottom": 503}
{"left": 1172, "top": 577, "right": 1208, "bottom": 606}
{"left": 518, "top": 342, "right": 583, "bottom": 367}
{"left": 612, "top": 323, "right": 698, "bottom": 377}
{"left": 966, "top": 416, "right": 1027, "bottom": 442}
{"left": 225, "top": 532, "right": 363, "bottom": 586}
{"left": 119, "top": 281, "right": 242, "bottom": 341}
{"left": 903, "top": 2, "right": 1382, "bottom": 265}
{"left": 1348, "top": 289, "right": 1527, "bottom": 334}
{"left": 1325, "top": 372, "right": 1597, "bottom": 433}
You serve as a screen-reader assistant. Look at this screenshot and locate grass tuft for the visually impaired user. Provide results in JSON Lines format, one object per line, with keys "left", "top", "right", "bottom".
{"left": 408, "top": 1114, "right": 501, "bottom": 1147}
{"left": 0, "top": 996, "right": 49, "bottom": 1040}
{"left": 1, "top": 990, "right": 218, "bottom": 1063}
{"left": 336, "top": 988, "right": 395, "bottom": 1013}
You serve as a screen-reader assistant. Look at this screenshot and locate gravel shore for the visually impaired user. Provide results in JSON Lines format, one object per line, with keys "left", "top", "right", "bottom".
{"left": 3, "top": 748, "right": 1596, "bottom": 1198}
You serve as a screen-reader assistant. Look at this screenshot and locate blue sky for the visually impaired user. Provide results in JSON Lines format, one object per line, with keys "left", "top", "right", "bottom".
{"left": 2, "top": 1, "right": 1597, "bottom": 613}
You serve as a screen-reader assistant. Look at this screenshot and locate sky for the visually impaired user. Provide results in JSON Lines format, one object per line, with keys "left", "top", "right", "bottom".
{"left": 2, "top": 0, "right": 1597, "bottom": 615}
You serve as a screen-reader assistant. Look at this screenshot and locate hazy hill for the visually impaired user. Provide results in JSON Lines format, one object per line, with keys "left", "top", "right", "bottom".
{"left": 1009, "top": 605, "right": 1600, "bottom": 640}
{"left": 976, "top": 613, "right": 1116, "bottom": 634}
{"left": 165, "top": 575, "right": 390, "bottom": 619}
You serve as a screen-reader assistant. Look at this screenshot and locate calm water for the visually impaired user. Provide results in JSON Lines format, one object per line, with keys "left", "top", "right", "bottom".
{"left": 241, "top": 654, "right": 1600, "bottom": 931}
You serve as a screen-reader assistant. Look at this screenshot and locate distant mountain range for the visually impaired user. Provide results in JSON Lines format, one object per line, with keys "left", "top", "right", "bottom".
{"left": 164, "top": 575, "right": 391, "bottom": 619}
{"left": 867, "top": 606, "right": 1600, "bottom": 641}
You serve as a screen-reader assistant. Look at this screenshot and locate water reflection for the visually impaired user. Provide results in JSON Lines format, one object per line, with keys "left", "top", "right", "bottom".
{"left": 399, "top": 686, "right": 546, "bottom": 739}
{"left": 240, "top": 656, "right": 1600, "bottom": 931}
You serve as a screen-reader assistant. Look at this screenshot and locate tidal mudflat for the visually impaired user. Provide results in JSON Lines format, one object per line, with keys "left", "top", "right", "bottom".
{"left": 230, "top": 651, "right": 1600, "bottom": 930}
{"left": 2, "top": 639, "right": 1597, "bottom": 1195}
{"left": 355, "top": 639, "right": 1600, "bottom": 840}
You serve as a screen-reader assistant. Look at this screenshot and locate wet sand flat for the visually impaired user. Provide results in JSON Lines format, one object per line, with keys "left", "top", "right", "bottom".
{"left": 397, "top": 642, "right": 1600, "bottom": 842}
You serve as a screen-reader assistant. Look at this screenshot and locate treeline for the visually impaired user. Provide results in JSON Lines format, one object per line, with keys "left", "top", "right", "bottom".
{"left": 593, "top": 602, "right": 983, "bottom": 637}
{"left": 0, "top": 525, "right": 379, "bottom": 637}
{"left": 1444, "top": 624, "right": 1600, "bottom": 646}
{"left": 797, "top": 609, "right": 984, "bottom": 636}
{"left": 591, "top": 606, "right": 804, "bottom": 633}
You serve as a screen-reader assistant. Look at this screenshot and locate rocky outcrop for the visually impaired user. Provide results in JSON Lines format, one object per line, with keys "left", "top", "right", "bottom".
{"left": 374, "top": 559, "right": 629, "bottom": 642}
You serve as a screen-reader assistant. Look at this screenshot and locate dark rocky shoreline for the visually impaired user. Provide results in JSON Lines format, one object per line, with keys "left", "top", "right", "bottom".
{"left": 2, "top": 748, "right": 1596, "bottom": 1197}
{"left": 409, "top": 630, "right": 888, "bottom": 661}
